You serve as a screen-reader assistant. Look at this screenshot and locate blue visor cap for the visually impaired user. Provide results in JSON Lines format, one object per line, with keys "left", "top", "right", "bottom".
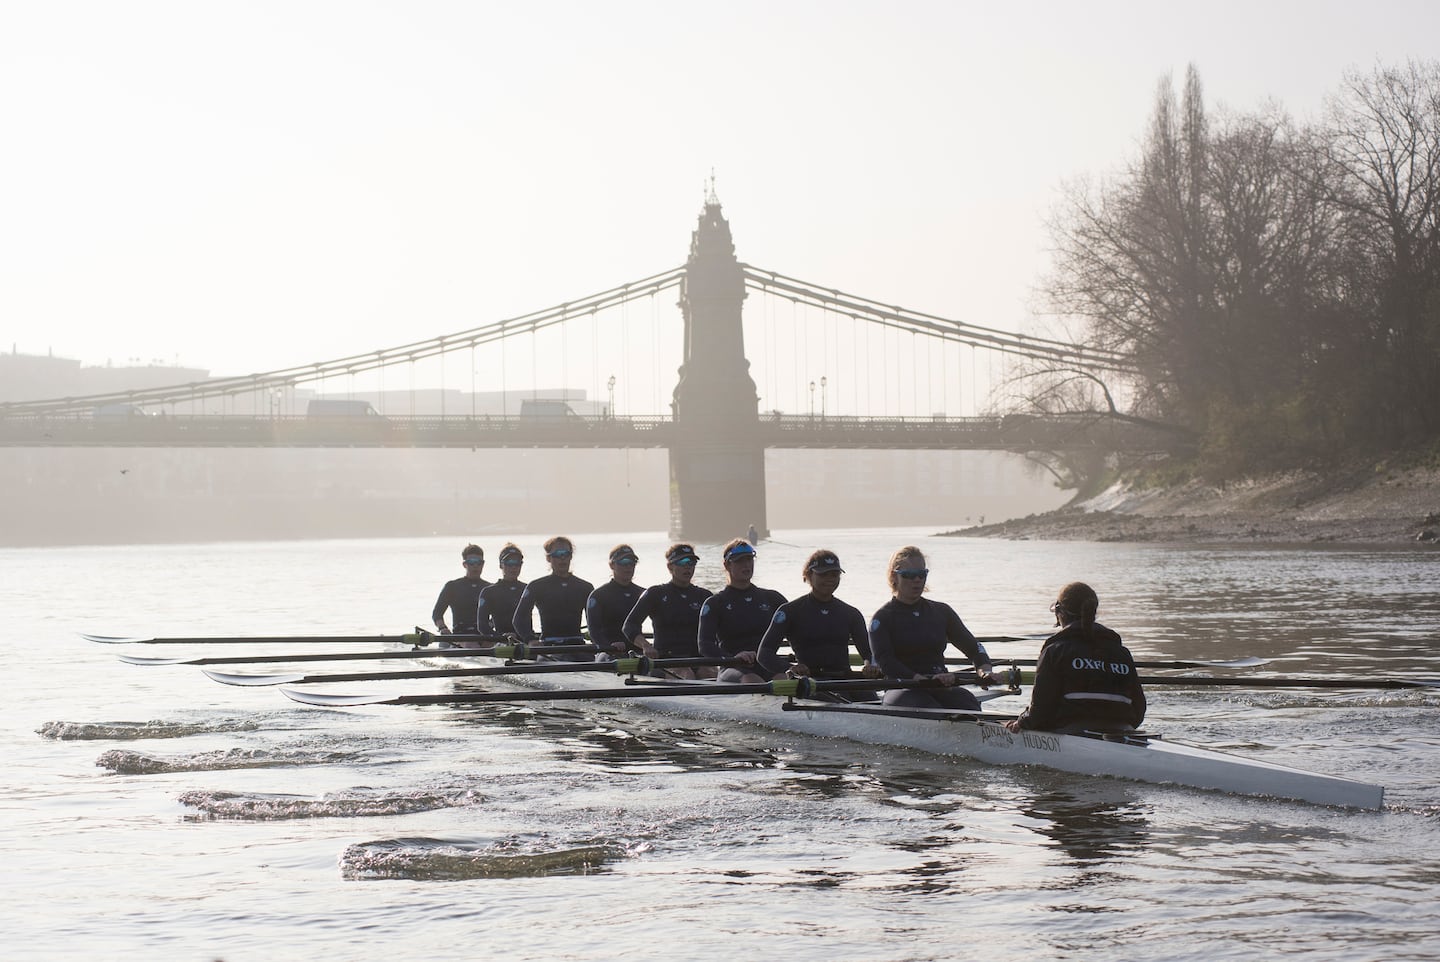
{"left": 666, "top": 545, "right": 699, "bottom": 565}
{"left": 807, "top": 552, "right": 843, "bottom": 573}
{"left": 723, "top": 542, "right": 756, "bottom": 562}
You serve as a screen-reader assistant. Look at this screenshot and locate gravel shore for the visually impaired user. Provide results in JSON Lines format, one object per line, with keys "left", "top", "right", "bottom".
{"left": 948, "top": 461, "right": 1440, "bottom": 546}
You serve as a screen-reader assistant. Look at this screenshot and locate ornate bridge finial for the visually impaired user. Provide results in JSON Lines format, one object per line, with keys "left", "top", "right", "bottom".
{"left": 705, "top": 168, "right": 719, "bottom": 206}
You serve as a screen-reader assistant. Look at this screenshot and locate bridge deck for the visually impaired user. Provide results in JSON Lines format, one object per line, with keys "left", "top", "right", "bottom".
{"left": 0, "top": 413, "right": 1186, "bottom": 452}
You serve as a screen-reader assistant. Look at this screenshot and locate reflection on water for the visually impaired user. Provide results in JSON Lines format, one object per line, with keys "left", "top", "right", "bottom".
{"left": 1020, "top": 788, "right": 1151, "bottom": 866}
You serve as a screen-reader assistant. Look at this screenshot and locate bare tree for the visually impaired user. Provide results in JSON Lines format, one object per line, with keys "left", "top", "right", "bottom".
{"left": 1325, "top": 60, "right": 1440, "bottom": 438}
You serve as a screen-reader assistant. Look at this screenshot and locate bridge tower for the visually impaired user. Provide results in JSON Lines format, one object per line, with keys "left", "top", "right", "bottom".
{"left": 668, "top": 192, "right": 769, "bottom": 542}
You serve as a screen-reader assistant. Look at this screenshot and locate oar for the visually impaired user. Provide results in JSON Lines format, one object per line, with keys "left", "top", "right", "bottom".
{"left": 1132, "top": 674, "right": 1440, "bottom": 690}
{"left": 780, "top": 702, "right": 1018, "bottom": 722}
{"left": 278, "top": 675, "right": 1000, "bottom": 708}
{"left": 205, "top": 655, "right": 745, "bottom": 687}
{"left": 120, "top": 642, "right": 597, "bottom": 667}
{"left": 963, "top": 669, "right": 1437, "bottom": 690}
{"left": 973, "top": 634, "right": 1049, "bottom": 644}
{"left": 926, "top": 655, "right": 1271, "bottom": 670}
{"left": 84, "top": 630, "right": 468, "bottom": 646}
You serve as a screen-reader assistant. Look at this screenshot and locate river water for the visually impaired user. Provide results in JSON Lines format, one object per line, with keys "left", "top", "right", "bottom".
{"left": 4, "top": 530, "right": 1438, "bottom": 961}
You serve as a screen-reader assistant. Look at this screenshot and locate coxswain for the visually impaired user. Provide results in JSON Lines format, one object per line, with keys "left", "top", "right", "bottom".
{"left": 586, "top": 544, "right": 643, "bottom": 661}
{"left": 431, "top": 544, "right": 489, "bottom": 639}
{"left": 1005, "top": 582, "right": 1145, "bottom": 734}
{"left": 757, "top": 550, "right": 883, "bottom": 696}
{"left": 699, "top": 539, "right": 786, "bottom": 683}
{"left": 512, "top": 535, "right": 594, "bottom": 651}
{"left": 622, "top": 543, "right": 712, "bottom": 679}
{"left": 868, "top": 545, "right": 995, "bottom": 710}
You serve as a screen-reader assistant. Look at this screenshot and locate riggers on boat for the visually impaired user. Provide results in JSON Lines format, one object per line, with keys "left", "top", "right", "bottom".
{"left": 281, "top": 653, "right": 1386, "bottom": 811}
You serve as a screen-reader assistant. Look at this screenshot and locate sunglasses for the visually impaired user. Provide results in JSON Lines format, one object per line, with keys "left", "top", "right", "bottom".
{"left": 613, "top": 557, "right": 638, "bottom": 566}
{"left": 499, "top": 559, "right": 523, "bottom": 567}
{"left": 669, "top": 557, "right": 698, "bottom": 567}
{"left": 896, "top": 568, "right": 929, "bottom": 580}
{"left": 548, "top": 549, "right": 573, "bottom": 559}
{"left": 463, "top": 558, "right": 483, "bottom": 566}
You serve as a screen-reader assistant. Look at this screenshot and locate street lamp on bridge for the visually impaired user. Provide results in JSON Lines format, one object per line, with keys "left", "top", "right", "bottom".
{"left": 820, "top": 375, "right": 827, "bottom": 420}
{"left": 607, "top": 374, "right": 616, "bottom": 418}
{"left": 808, "top": 380, "right": 815, "bottom": 418}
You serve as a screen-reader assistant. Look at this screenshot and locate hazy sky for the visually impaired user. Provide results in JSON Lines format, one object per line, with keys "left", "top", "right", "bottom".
{"left": 3, "top": 1, "right": 1436, "bottom": 406}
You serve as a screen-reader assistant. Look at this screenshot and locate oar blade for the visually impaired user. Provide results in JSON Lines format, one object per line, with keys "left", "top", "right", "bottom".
{"left": 83, "top": 633, "right": 145, "bottom": 644}
{"left": 202, "top": 669, "right": 306, "bottom": 687}
{"left": 117, "top": 654, "right": 199, "bottom": 666}
{"left": 279, "top": 687, "right": 403, "bottom": 707}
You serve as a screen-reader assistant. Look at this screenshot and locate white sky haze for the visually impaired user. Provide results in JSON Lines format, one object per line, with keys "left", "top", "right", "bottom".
{"left": 3, "top": 0, "right": 1437, "bottom": 414}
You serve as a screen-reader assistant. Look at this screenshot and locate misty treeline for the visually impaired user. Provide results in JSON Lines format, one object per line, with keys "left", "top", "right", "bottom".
{"left": 1030, "top": 60, "right": 1440, "bottom": 475}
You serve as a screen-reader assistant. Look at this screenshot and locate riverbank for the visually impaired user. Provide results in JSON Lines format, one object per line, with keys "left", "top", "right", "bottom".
{"left": 949, "top": 458, "right": 1440, "bottom": 545}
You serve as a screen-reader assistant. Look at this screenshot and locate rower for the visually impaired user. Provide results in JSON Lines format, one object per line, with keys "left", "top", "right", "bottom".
{"left": 511, "top": 536, "right": 594, "bottom": 656}
{"left": 868, "top": 545, "right": 995, "bottom": 710}
{"left": 586, "top": 544, "right": 643, "bottom": 661}
{"left": 699, "top": 539, "right": 786, "bottom": 684}
{"left": 430, "top": 544, "right": 490, "bottom": 640}
{"left": 756, "top": 550, "right": 883, "bottom": 696}
{"left": 1005, "top": 582, "right": 1146, "bottom": 735}
{"left": 475, "top": 543, "right": 527, "bottom": 643}
{"left": 622, "top": 543, "right": 712, "bottom": 679}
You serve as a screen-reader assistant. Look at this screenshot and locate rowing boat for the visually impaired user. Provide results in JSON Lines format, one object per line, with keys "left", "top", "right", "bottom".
{"left": 281, "top": 653, "right": 1386, "bottom": 810}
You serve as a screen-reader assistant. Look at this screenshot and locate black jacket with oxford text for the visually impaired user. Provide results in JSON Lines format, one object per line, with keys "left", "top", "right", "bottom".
{"left": 1015, "top": 622, "right": 1145, "bottom": 733}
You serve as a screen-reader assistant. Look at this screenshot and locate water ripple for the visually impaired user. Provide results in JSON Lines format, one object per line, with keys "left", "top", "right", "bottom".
{"left": 176, "top": 787, "right": 483, "bottom": 820}
{"left": 37, "top": 718, "right": 262, "bottom": 740}
{"left": 96, "top": 746, "right": 361, "bottom": 774}
{"left": 340, "top": 836, "right": 630, "bottom": 880}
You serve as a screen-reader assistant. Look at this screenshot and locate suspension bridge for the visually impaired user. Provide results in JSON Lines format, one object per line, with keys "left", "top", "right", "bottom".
{"left": 0, "top": 194, "right": 1186, "bottom": 539}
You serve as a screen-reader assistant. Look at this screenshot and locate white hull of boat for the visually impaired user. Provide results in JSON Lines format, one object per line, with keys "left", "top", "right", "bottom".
{"left": 457, "top": 661, "right": 1385, "bottom": 811}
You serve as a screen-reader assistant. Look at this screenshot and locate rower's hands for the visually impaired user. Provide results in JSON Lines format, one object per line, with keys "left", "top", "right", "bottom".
{"left": 789, "top": 662, "right": 811, "bottom": 678}
{"left": 975, "top": 665, "right": 996, "bottom": 688}
{"left": 934, "top": 672, "right": 960, "bottom": 687}
{"left": 860, "top": 663, "right": 884, "bottom": 679}
{"left": 1004, "top": 720, "right": 1022, "bottom": 733}
{"left": 736, "top": 651, "right": 757, "bottom": 666}
{"left": 436, "top": 625, "right": 452, "bottom": 635}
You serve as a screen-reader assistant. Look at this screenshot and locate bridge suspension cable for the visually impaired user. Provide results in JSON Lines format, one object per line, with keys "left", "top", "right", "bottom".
{"left": 741, "top": 265, "right": 1135, "bottom": 372}
{"left": 2, "top": 267, "right": 686, "bottom": 416}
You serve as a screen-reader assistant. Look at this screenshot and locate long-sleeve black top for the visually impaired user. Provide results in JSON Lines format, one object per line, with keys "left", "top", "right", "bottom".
{"left": 756, "top": 593, "right": 872, "bottom": 678}
{"left": 621, "top": 582, "right": 711, "bottom": 657}
{"left": 512, "top": 573, "right": 594, "bottom": 641}
{"left": 586, "top": 579, "right": 643, "bottom": 653}
{"left": 868, "top": 597, "right": 990, "bottom": 678}
{"left": 431, "top": 577, "right": 489, "bottom": 633}
{"left": 698, "top": 584, "right": 787, "bottom": 659}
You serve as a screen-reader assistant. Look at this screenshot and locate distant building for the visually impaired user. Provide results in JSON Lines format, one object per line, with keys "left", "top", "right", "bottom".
{"left": 0, "top": 350, "right": 211, "bottom": 403}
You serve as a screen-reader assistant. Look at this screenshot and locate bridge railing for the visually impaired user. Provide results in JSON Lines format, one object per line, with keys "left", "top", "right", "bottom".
{"left": 0, "top": 410, "right": 1188, "bottom": 453}
{"left": 0, "top": 413, "right": 677, "bottom": 448}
